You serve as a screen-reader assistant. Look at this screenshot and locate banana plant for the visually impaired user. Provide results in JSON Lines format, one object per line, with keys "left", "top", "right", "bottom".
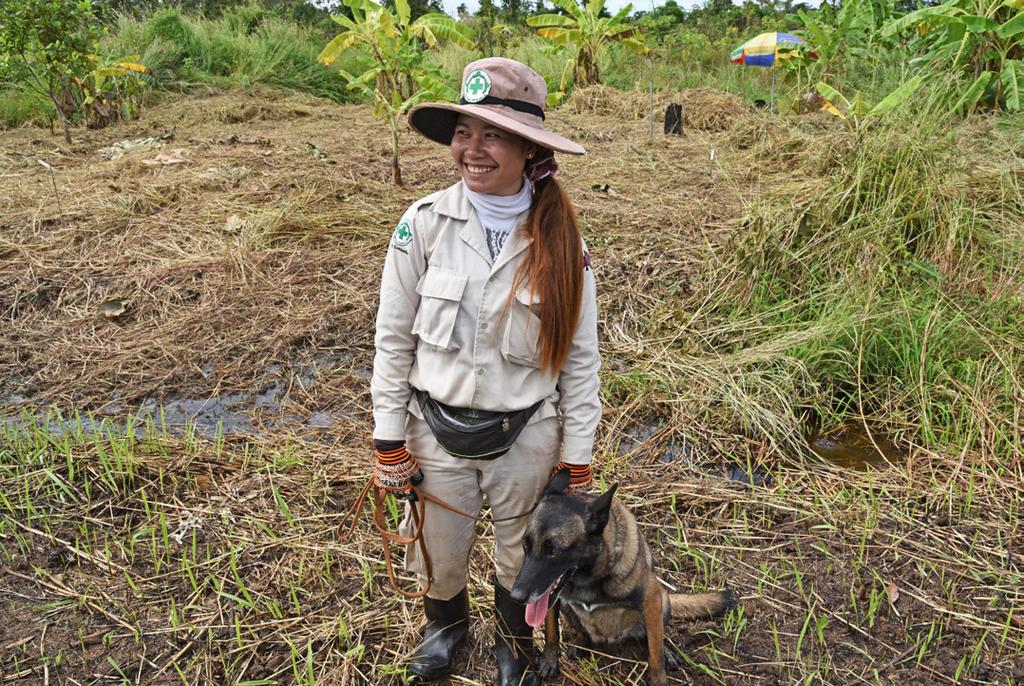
{"left": 73, "top": 56, "right": 151, "bottom": 129}
{"left": 527, "top": 0, "right": 650, "bottom": 94}
{"left": 882, "top": 0, "right": 1024, "bottom": 112}
{"left": 815, "top": 76, "right": 925, "bottom": 126}
{"left": 787, "top": 0, "right": 893, "bottom": 87}
{"left": 318, "top": 0, "right": 475, "bottom": 185}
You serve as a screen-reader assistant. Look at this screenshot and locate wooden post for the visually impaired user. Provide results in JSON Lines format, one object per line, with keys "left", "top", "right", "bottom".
{"left": 649, "top": 81, "right": 654, "bottom": 137}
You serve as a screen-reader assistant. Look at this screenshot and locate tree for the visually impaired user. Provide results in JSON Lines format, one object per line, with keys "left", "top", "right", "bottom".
{"left": 527, "top": 0, "right": 650, "bottom": 88}
{"left": 789, "top": 0, "right": 879, "bottom": 83}
{"left": 0, "top": 0, "right": 102, "bottom": 143}
{"left": 635, "top": 0, "right": 685, "bottom": 40}
{"left": 478, "top": 0, "right": 499, "bottom": 17}
{"left": 500, "top": 0, "right": 529, "bottom": 22}
{"left": 659, "top": 0, "right": 686, "bottom": 23}
{"left": 706, "top": 0, "right": 736, "bottom": 15}
{"left": 319, "top": 0, "right": 475, "bottom": 184}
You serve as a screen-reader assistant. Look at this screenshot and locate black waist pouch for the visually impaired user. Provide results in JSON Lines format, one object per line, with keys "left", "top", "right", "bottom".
{"left": 415, "top": 389, "right": 544, "bottom": 460}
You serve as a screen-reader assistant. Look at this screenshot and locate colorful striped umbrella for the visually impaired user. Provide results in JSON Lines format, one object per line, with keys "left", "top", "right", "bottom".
{"left": 730, "top": 32, "right": 805, "bottom": 68}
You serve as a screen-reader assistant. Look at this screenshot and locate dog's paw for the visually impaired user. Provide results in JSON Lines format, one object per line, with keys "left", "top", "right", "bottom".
{"left": 538, "top": 651, "right": 560, "bottom": 680}
{"left": 721, "top": 587, "right": 741, "bottom": 611}
{"left": 645, "top": 673, "right": 669, "bottom": 686}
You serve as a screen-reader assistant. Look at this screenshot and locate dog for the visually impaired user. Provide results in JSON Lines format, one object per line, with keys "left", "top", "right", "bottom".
{"left": 510, "top": 471, "right": 737, "bottom": 685}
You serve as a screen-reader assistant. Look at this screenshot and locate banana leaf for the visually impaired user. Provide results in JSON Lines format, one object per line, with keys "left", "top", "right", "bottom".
{"left": 952, "top": 71, "right": 993, "bottom": 113}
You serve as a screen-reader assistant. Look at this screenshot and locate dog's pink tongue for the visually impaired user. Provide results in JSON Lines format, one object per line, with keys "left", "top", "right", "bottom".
{"left": 525, "top": 589, "right": 551, "bottom": 628}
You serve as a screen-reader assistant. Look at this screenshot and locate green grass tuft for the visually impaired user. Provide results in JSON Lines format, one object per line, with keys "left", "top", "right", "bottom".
{"left": 0, "top": 87, "right": 51, "bottom": 128}
{"left": 715, "top": 109, "right": 1024, "bottom": 459}
{"left": 107, "top": 8, "right": 367, "bottom": 103}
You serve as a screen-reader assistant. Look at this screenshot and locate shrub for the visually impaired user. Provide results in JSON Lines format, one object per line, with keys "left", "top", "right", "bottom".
{"left": 0, "top": 0, "right": 104, "bottom": 141}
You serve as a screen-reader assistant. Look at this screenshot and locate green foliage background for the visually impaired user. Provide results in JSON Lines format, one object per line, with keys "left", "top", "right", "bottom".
{"left": 0, "top": 0, "right": 817, "bottom": 127}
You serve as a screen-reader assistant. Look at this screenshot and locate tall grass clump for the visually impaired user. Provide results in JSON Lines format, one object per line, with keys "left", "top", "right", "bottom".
{"left": 1, "top": 6, "right": 365, "bottom": 129}
{"left": 716, "top": 108, "right": 1024, "bottom": 461}
{"left": 598, "top": 40, "right": 770, "bottom": 102}
{"left": 107, "top": 8, "right": 369, "bottom": 102}
{"left": 0, "top": 88, "right": 51, "bottom": 128}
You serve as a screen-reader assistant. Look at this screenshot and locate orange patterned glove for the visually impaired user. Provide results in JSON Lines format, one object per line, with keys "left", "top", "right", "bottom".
{"left": 374, "top": 440, "right": 423, "bottom": 497}
{"left": 554, "top": 462, "right": 592, "bottom": 494}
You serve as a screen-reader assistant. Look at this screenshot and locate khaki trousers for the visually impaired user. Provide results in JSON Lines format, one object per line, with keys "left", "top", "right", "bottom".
{"left": 401, "top": 414, "right": 561, "bottom": 601}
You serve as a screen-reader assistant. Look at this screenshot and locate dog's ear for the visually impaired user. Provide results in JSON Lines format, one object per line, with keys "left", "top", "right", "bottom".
{"left": 543, "top": 469, "right": 571, "bottom": 497}
{"left": 585, "top": 483, "right": 618, "bottom": 536}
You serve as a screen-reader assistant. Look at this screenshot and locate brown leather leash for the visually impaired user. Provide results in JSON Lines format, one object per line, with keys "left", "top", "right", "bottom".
{"left": 337, "top": 478, "right": 536, "bottom": 598}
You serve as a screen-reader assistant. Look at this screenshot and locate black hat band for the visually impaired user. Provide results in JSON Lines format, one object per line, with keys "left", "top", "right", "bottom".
{"left": 458, "top": 95, "right": 545, "bottom": 120}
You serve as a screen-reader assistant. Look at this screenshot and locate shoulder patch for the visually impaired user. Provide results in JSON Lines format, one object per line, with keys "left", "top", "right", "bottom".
{"left": 391, "top": 219, "right": 413, "bottom": 249}
{"left": 583, "top": 250, "right": 592, "bottom": 272}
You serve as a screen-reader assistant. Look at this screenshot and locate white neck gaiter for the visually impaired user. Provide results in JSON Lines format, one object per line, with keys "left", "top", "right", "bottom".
{"left": 464, "top": 176, "right": 532, "bottom": 262}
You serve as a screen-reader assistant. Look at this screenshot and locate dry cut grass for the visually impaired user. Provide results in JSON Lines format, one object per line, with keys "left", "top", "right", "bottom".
{"left": 1, "top": 85, "right": 1022, "bottom": 685}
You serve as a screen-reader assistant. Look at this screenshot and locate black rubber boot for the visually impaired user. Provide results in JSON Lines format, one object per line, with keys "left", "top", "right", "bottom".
{"left": 408, "top": 588, "right": 469, "bottom": 682}
{"left": 494, "top": 579, "right": 540, "bottom": 686}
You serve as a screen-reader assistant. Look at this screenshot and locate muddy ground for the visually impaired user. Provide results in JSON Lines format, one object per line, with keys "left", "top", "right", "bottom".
{"left": 1, "top": 87, "right": 1021, "bottom": 685}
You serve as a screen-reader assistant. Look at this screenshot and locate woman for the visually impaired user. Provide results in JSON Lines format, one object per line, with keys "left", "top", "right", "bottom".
{"left": 370, "top": 57, "right": 601, "bottom": 685}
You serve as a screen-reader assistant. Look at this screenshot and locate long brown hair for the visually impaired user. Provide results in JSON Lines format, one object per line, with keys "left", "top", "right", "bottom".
{"left": 511, "top": 175, "right": 584, "bottom": 376}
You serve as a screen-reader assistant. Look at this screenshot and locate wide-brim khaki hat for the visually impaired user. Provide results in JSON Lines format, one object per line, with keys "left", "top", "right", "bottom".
{"left": 408, "top": 57, "right": 585, "bottom": 156}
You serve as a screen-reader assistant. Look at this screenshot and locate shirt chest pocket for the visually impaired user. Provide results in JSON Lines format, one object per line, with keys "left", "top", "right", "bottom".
{"left": 501, "top": 288, "right": 542, "bottom": 368}
{"left": 412, "top": 266, "right": 468, "bottom": 352}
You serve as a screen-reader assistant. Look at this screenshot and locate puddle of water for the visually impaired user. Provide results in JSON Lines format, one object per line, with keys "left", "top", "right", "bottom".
{"left": 615, "top": 421, "right": 662, "bottom": 456}
{"left": 2, "top": 355, "right": 365, "bottom": 442}
{"left": 659, "top": 436, "right": 699, "bottom": 463}
{"left": 723, "top": 463, "right": 773, "bottom": 487}
{"left": 614, "top": 420, "right": 706, "bottom": 465}
{"left": 138, "top": 394, "right": 264, "bottom": 437}
{"left": 611, "top": 415, "right": 907, "bottom": 487}
{"left": 4, "top": 394, "right": 349, "bottom": 443}
{"left": 306, "top": 411, "right": 335, "bottom": 429}
{"left": 2, "top": 412, "right": 136, "bottom": 441}
{"left": 807, "top": 423, "right": 907, "bottom": 469}
{"left": 614, "top": 419, "right": 774, "bottom": 486}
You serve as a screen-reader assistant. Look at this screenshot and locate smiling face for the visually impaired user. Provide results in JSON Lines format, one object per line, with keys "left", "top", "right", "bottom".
{"left": 450, "top": 114, "right": 535, "bottom": 196}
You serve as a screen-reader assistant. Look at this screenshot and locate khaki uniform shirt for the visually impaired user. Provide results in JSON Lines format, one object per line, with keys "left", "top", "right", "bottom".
{"left": 371, "top": 180, "right": 601, "bottom": 465}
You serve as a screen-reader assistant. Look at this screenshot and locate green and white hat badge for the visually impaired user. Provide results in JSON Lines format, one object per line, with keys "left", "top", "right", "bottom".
{"left": 462, "top": 68, "right": 491, "bottom": 103}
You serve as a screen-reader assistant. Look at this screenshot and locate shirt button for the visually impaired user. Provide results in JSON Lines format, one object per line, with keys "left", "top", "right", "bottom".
{"left": 477, "top": 368, "right": 485, "bottom": 376}
{"left": 480, "top": 322, "right": 489, "bottom": 330}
